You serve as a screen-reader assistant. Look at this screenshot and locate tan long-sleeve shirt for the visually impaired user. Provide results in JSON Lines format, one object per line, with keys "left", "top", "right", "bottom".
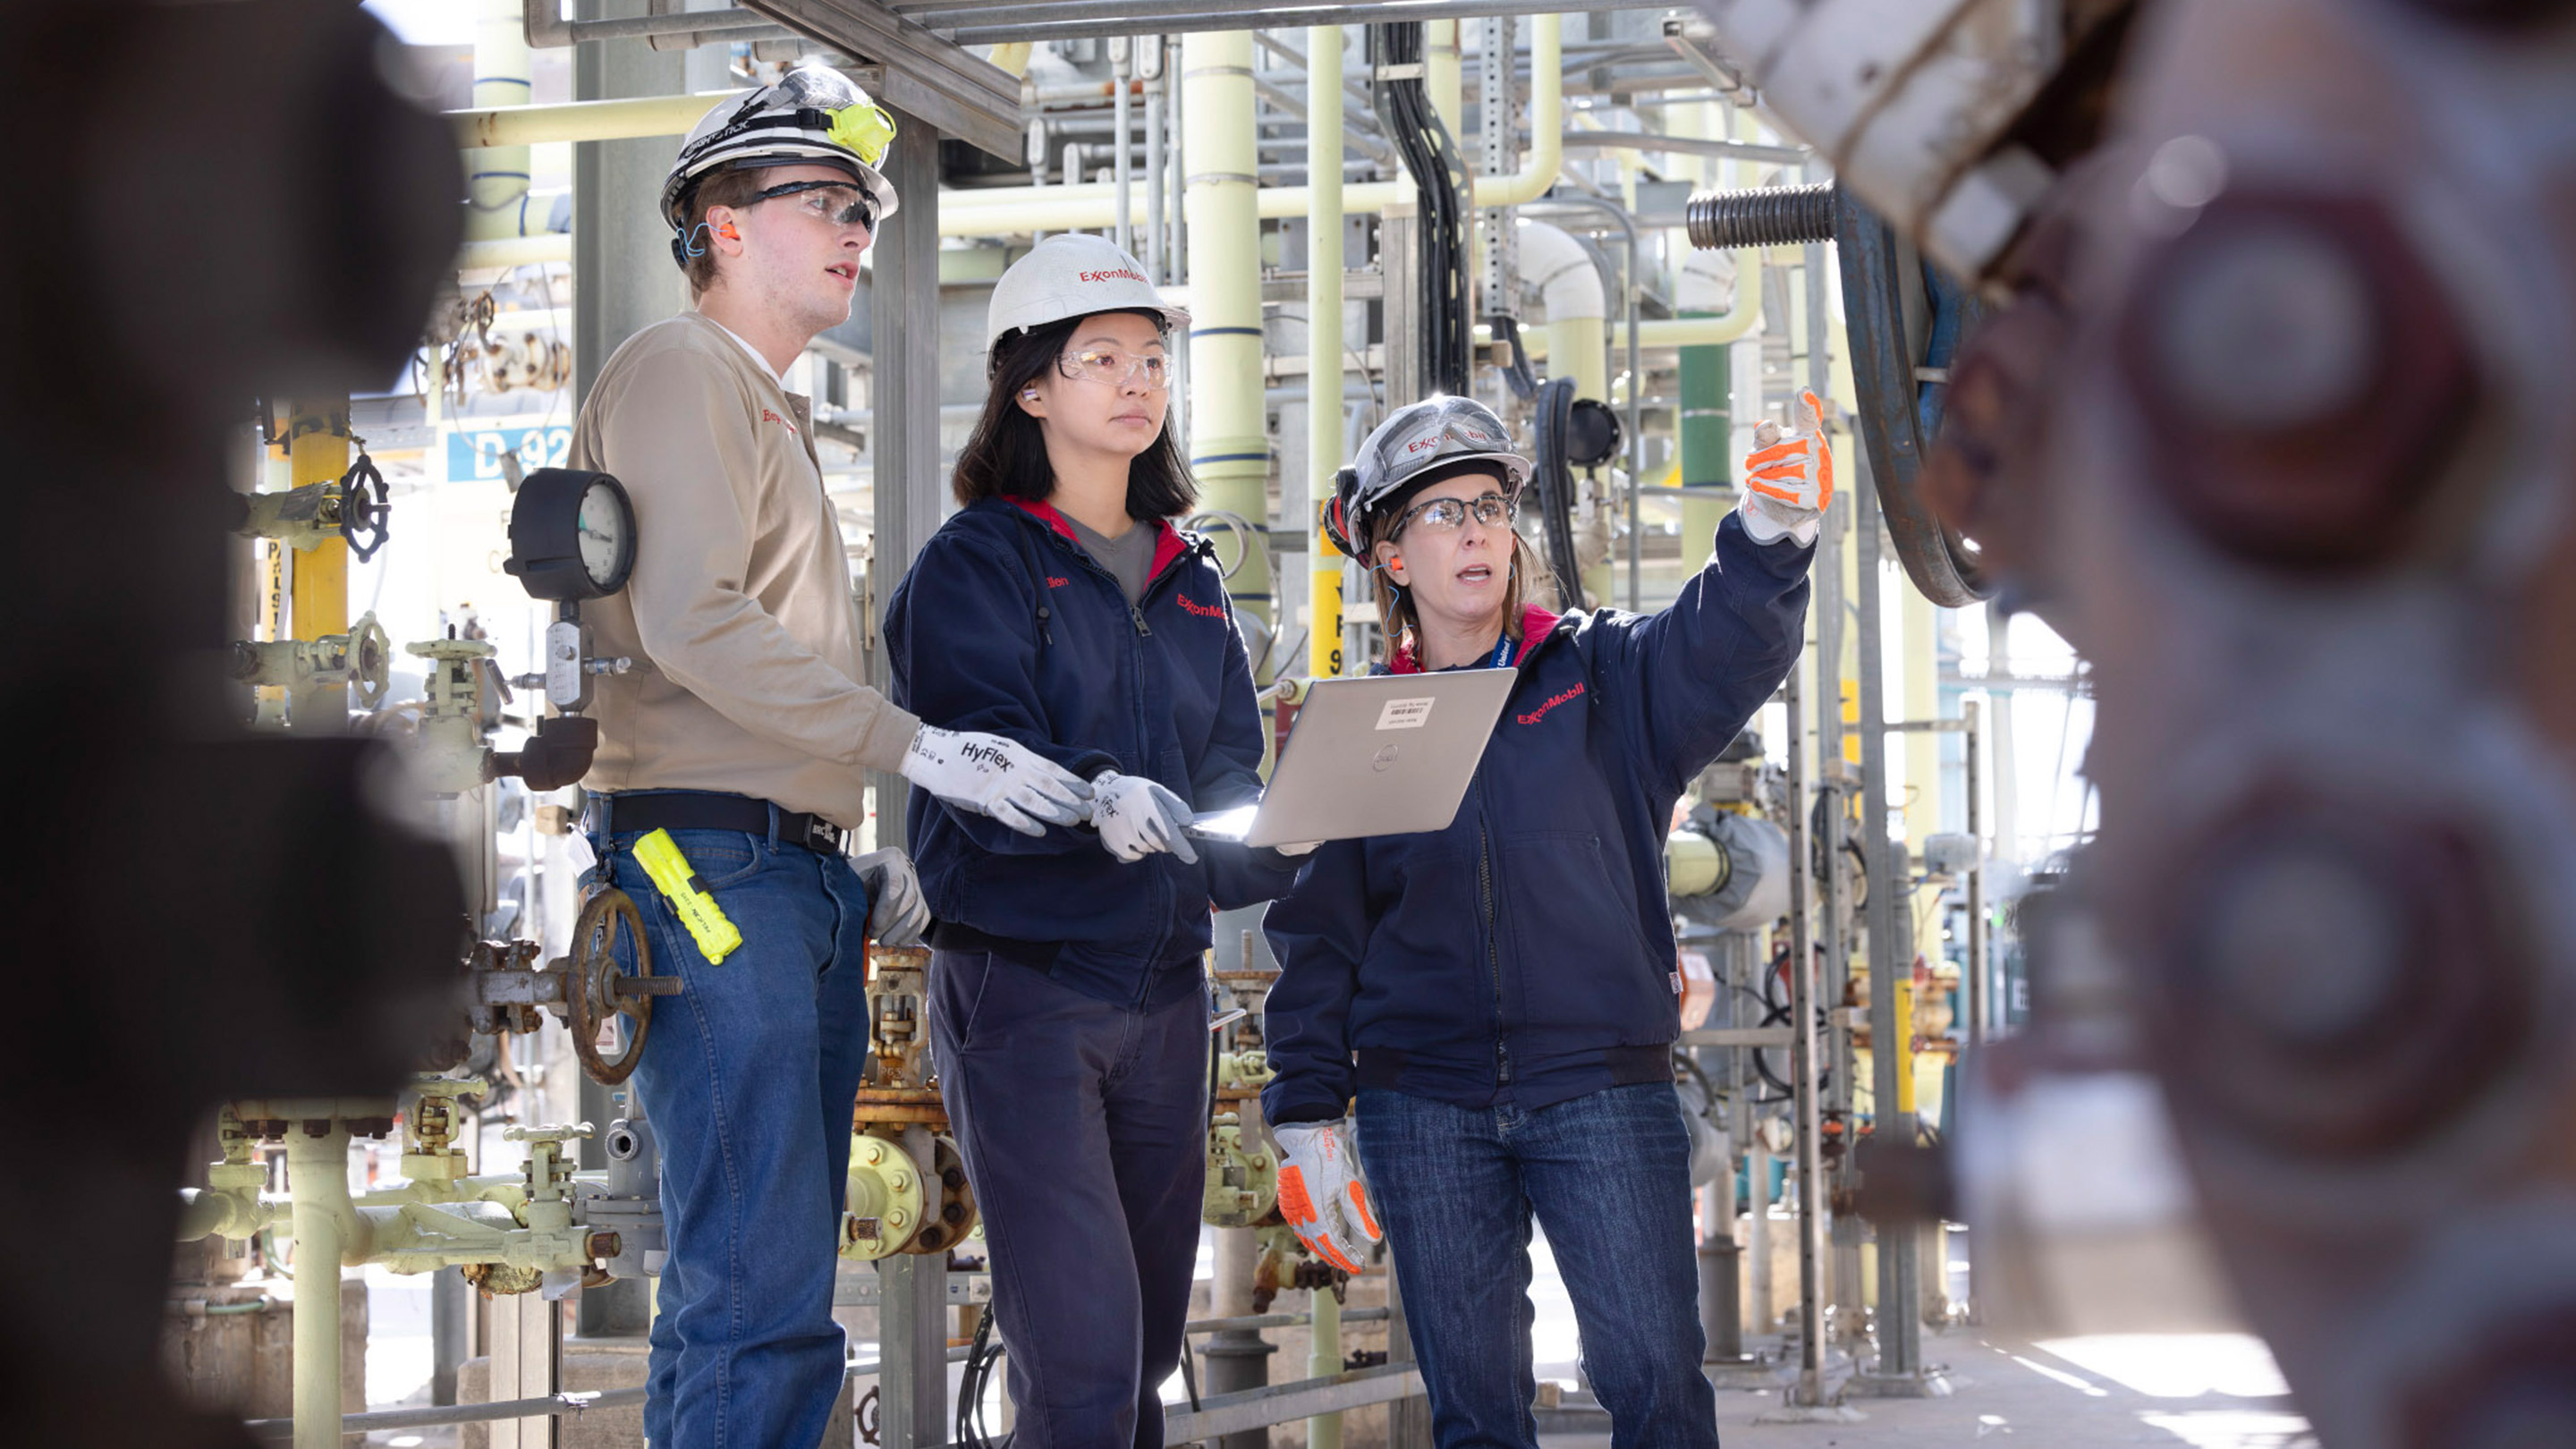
{"left": 570, "top": 311, "right": 917, "bottom": 828}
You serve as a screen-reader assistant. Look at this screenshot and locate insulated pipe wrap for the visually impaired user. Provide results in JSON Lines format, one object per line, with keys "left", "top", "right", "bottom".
{"left": 1687, "top": 181, "right": 1839, "bottom": 250}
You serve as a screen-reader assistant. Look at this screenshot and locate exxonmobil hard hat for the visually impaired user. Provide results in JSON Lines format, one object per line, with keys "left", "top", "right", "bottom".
{"left": 986, "top": 235, "right": 1190, "bottom": 371}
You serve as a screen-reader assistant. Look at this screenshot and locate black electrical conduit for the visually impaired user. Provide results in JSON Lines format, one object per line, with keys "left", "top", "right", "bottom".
{"left": 1369, "top": 20, "right": 1475, "bottom": 397}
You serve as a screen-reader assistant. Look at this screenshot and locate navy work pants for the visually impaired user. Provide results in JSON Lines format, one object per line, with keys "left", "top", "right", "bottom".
{"left": 931, "top": 951, "right": 1208, "bottom": 1449}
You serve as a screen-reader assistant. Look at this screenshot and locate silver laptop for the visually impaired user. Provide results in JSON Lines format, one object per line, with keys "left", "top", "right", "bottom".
{"left": 1189, "top": 669, "right": 1519, "bottom": 847}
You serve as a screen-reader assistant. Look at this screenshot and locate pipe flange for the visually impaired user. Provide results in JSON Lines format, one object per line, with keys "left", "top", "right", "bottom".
{"left": 840, "top": 1131, "right": 927, "bottom": 1262}
{"left": 2147, "top": 787, "right": 2534, "bottom": 1163}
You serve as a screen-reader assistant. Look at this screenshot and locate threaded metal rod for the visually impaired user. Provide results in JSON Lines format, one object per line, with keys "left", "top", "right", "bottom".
{"left": 1685, "top": 181, "right": 1839, "bottom": 250}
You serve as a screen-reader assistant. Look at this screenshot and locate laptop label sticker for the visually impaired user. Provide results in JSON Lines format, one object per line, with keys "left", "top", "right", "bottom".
{"left": 1376, "top": 696, "right": 1436, "bottom": 731}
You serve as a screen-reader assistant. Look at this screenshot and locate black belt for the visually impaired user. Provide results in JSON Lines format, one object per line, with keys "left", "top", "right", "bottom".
{"left": 584, "top": 791, "right": 847, "bottom": 856}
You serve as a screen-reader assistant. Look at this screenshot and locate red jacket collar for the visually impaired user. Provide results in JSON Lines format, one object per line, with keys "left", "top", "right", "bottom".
{"left": 1008, "top": 496, "right": 1189, "bottom": 579}
{"left": 1387, "top": 604, "right": 1563, "bottom": 674}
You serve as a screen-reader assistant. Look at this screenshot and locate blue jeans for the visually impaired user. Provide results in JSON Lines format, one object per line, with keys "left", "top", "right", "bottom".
{"left": 597, "top": 822, "right": 874, "bottom": 1449}
{"left": 1354, "top": 1083, "right": 1719, "bottom": 1449}
{"left": 931, "top": 951, "right": 1209, "bottom": 1449}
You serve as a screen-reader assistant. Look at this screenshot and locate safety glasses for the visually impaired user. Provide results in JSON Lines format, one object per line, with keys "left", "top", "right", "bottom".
{"left": 749, "top": 179, "right": 876, "bottom": 233}
{"left": 1393, "top": 491, "right": 1515, "bottom": 536}
{"left": 1056, "top": 346, "right": 1171, "bottom": 391}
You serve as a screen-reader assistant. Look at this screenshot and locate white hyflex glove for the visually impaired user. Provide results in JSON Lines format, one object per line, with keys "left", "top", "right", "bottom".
{"left": 899, "top": 725, "right": 1092, "bottom": 838}
{"left": 849, "top": 847, "right": 929, "bottom": 947}
{"left": 1741, "top": 388, "right": 1835, "bottom": 547}
{"left": 1089, "top": 770, "right": 1199, "bottom": 865}
{"left": 1272, "top": 1120, "right": 1381, "bottom": 1274}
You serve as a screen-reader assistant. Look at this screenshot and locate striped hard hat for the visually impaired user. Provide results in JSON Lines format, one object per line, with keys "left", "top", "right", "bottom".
{"left": 660, "top": 67, "right": 898, "bottom": 265}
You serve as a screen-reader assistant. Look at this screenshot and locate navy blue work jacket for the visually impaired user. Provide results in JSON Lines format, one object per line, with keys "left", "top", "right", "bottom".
{"left": 1261, "top": 511, "right": 1814, "bottom": 1123}
{"left": 886, "top": 496, "right": 1300, "bottom": 1010}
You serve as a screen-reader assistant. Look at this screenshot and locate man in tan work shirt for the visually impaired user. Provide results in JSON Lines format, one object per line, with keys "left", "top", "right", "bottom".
{"left": 568, "top": 70, "right": 1093, "bottom": 1448}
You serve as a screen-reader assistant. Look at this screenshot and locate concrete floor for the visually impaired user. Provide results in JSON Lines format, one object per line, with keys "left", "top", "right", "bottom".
{"left": 1540, "top": 1331, "right": 2315, "bottom": 1449}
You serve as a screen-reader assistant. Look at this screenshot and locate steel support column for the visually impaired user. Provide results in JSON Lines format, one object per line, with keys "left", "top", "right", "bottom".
{"left": 572, "top": 0, "right": 683, "bottom": 1339}
{"left": 1852, "top": 451, "right": 1924, "bottom": 1381}
{"left": 865, "top": 107, "right": 947, "bottom": 852}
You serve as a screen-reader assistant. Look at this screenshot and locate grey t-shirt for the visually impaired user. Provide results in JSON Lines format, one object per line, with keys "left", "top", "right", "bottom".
{"left": 1064, "top": 512, "right": 1159, "bottom": 606}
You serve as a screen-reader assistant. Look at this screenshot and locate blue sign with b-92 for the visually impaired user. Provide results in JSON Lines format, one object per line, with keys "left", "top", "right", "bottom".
{"left": 445, "top": 422, "right": 572, "bottom": 482}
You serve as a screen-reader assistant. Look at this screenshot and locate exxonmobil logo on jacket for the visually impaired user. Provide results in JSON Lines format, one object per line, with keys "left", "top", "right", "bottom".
{"left": 1517, "top": 682, "right": 1584, "bottom": 725}
{"left": 1176, "top": 593, "right": 1226, "bottom": 618}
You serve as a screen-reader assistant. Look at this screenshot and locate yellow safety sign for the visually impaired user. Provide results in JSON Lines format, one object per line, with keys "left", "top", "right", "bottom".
{"left": 632, "top": 828, "right": 743, "bottom": 963}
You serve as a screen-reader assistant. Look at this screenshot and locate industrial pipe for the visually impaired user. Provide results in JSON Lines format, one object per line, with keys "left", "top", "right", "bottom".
{"left": 1426, "top": 20, "right": 1462, "bottom": 134}
{"left": 449, "top": 90, "right": 742, "bottom": 151}
{"left": 1182, "top": 32, "right": 1273, "bottom": 615}
{"left": 1308, "top": 22, "right": 1345, "bottom": 682}
{"left": 286, "top": 1121, "right": 357, "bottom": 1449}
{"left": 1114, "top": 38, "right": 1135, "bottom": 254}
{"left": 465, "top": 0, "right": 536, "bottom": 244}
{"left": 460, "top": 234, "right": 572, "bottom": 270}
{"left": 523, "top": 0, "right": 776, "bottom": 47}
{"left": 1514, "top": 219, "right": 1606, "bottom": 395}
{"left": 284, "top": 400, "right": 350, "bottom": 731}
{"left": 936, "top": 14, "right": 1562, "bottom": 237}
{"left": 1474, "top": 313, "right": 1754, "bottom": 357}
{"left": 1309, "top": 1285, "right": 1344, "bottom": 1449}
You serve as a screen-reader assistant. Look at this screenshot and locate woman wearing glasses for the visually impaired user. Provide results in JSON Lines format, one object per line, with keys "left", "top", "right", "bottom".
{"left": 1260, "top": 394, "right": 1831, "bottom": 1448}
{"left": 884, "top": 234, "right": 1301, "bottom": 1445}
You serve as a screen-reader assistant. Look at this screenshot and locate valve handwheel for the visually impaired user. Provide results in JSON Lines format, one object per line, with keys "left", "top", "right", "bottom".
{"left": 564, "top": 887, "right": 674, "bottom": 1085}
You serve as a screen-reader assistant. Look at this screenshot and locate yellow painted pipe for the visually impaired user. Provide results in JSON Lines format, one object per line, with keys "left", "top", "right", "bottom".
{"left": 1426, "top": 20, "right": 1462, "bottom": 136}
{"left": 1309, "top": 1284, "right": 1345, "bottom": 1449}
{"left": 459, "top": 234, "right": 572, "bottom": 270}
{"left": 464, "top": 0, "right": 535, "bottom": 242}
{"left": 939, "top": 15, "right": 1562, "bottom": 237}
{"left": 1309, "top": 23, "right": 1346, "bottom": 681}
{"left": 287, "top": 1121, "right": 352, "bottom": 1449}
{"left": 284, "top": 401, "right": 349, "bottom": 732}
{"left": 1474, "top": 311, "right": 1761, "bottom": 360}
{"left": 1183, "top": 33, "right": 1272, "bottom": 611}
{"left": 449, "top": 89, "right": 742, "bottom": 150}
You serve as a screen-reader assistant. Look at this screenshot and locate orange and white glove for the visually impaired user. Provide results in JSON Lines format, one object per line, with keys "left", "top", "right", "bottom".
{"left": 1741, "top": 388, "right": 1835, "bottom": 546}
{"left": 1271, "top": 1120, "right": 1381, "bottom": 1273}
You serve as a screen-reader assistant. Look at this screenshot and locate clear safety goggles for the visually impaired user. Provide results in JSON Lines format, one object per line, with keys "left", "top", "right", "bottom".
{"left": 1056, "top": 346, "right": 1171, "bottom": 391}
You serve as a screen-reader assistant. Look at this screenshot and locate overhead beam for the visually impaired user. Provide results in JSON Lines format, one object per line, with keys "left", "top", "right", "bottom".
{"left": 738, "top": 0, "right": 1020, "bottom": 158}
{"left": 927, "top": 0, "right": 1635, "bottom": 47}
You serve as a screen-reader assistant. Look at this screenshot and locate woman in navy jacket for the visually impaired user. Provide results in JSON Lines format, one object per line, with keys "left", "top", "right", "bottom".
{"left": 1260, "top": 394, "right": 1829, "bottom": 1449}
{"left": 886, "top": 235, "right": 1300, "bottom": 1446}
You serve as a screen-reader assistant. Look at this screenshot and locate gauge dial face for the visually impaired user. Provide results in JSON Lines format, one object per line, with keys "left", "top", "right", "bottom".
{"left": 577, "top": 479, "right": 630, "bottom": 587}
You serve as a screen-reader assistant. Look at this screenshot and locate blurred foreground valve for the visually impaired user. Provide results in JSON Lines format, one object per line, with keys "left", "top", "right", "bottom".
{"left": 0, "top": 1, "right": 462, "bottom": 1444}
{"left": 2117, "top": 186, "right": 2479, "bottom": 572}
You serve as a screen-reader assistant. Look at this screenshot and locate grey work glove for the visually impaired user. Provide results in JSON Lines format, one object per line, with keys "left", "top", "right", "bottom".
{"left": 1089, "top": 770, "right": 1199, "bottom": 864}
{"left": 899, "top": 724, "right": 1092, "bottom": 837}
{"left": 850, "top": 847, "right": 929, "bottom": 946}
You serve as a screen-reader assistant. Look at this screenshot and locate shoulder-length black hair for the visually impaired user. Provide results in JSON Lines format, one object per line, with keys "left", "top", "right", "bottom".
{"left": 950, "top": 309, "right": 1199, "bottom": 520}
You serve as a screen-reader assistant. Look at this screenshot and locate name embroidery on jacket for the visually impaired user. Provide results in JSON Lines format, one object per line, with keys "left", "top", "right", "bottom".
{"left": 1516, "top": 682, "right": 1585, "bottom": 725}
{"left": 760, "top": 407, "right": 799, "bottom": 435}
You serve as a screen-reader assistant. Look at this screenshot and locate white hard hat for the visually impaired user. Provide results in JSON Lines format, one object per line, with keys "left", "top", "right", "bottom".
{"left": 661, "top": 66, "right": 899, "bottom": 266}
{"left": 986, "top": 234, "right": 1190, "bottom": 369}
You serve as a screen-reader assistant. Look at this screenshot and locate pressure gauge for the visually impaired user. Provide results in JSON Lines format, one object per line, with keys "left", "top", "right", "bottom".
{"left": 505, "top": 468, "right": 636, "bottom": 602}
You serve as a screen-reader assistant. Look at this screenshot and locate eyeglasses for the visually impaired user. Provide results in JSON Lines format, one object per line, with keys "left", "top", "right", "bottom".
{"left": 1393, "top": 492, "right": 1515, "bottom": 536}
{"left": 1056, "top": 347, "right": 1170, "bottom": 391}
{"left": 748, "top": 179, "right": 876, "bottom": 233}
